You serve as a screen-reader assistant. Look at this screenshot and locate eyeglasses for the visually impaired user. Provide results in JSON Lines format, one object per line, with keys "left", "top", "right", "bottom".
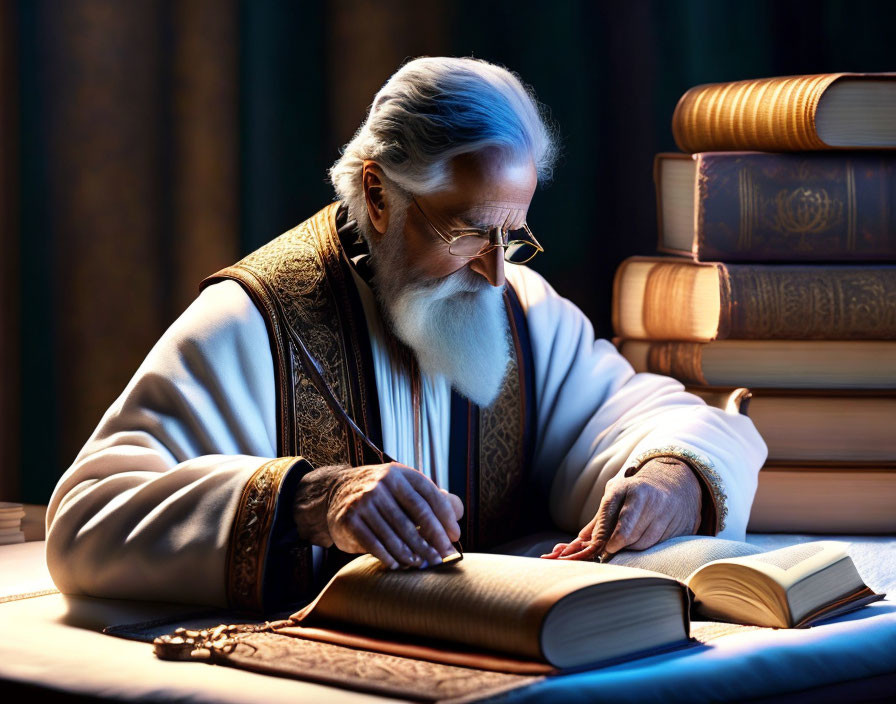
{"left": 412, "top": 198, "right": 544, "bottom": 264}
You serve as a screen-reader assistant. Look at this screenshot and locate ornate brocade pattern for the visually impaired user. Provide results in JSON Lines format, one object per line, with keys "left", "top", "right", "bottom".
{"left": 227, "top": 457, "right": 301, "bottom": 612}
{"left": 633, "top": 446, "right": 728, "bottom": 532}
{"left": 234, "top": 209, "right": 353, "bottom": 467}
{"left": 478, "top": 318, "right": 526, "bottom": 548}
{"left": 726, "top": 267, "right": 896, "bottom": 340}
{"left": 216, "top": 631, "right": 541, "bottom": 702}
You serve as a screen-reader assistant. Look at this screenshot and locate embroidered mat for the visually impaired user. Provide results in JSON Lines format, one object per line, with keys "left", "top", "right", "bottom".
{"left": 105, "top": 612, "right": 760, "bottom": 704}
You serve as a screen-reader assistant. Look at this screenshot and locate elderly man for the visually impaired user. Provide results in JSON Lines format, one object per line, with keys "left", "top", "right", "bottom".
{"left": 46, "top": 57, "right": 766, "bottom": 612}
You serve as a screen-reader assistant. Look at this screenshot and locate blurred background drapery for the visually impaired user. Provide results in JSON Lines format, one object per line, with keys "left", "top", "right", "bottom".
{"left": 1, "top": 0, "right": 895, "bottom": 503}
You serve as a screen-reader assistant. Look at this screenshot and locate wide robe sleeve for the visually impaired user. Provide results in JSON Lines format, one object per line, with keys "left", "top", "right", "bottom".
{"left": 45, "top": 280, "right": 315, "bottom": 612}
{"left": 505, "top": 265, "right": 768, "bottom": 541}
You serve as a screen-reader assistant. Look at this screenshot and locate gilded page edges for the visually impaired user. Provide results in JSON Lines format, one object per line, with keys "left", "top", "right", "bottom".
{"left": 643, "top": 262, "right": 691, "bottom": 339}
{"left": 610, "top": 258, "right": 628, "bottom": 337}
{"left": 226, "top": 456, "right": 311, "bottom": 613}
{"left": 672, "top": 73, "right": 848, "bottom": 153}
{"left": 646, "top": 342, "right": 707, "bottom": 386}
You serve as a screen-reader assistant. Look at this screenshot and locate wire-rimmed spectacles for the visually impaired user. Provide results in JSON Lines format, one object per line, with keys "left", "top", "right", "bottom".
{"left": 412, "top": 198, "right": 544, "bottom": 264}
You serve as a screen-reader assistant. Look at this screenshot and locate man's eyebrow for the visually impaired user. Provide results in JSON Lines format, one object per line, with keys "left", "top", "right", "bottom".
{"left": 453, "top": 205, "right": 526, "bottom": 229}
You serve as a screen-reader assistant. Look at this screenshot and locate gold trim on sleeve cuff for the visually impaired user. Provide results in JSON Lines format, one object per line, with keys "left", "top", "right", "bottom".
{"left": 227, "top": 457, "right": 302, "bottom": 612}
{"left": 632, "top": 446, "right": 728, "bottom": 532}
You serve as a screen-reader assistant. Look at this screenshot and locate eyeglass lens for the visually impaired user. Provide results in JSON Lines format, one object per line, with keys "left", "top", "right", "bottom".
{"left": 447, "top": 231, "right": 540, "bottom": 264}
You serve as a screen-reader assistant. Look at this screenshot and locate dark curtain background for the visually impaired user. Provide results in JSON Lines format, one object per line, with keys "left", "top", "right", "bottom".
{"left": 2, "top": 0, "right": 895, "bottom": 503}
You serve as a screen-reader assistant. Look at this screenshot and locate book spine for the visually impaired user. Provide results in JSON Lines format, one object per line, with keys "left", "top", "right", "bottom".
{"left": 672, "top": 74, "right": 842, "bottom": 153}
{"left": 722, "top": 264, "right": 896, "bottom": 339}
{"left": 687, "top": 153, "right": 896, "bottom": 261}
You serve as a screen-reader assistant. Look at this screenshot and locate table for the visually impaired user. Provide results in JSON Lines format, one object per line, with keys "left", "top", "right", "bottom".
{"left": 2, "top": 538, "right": 895, "bottom": 702}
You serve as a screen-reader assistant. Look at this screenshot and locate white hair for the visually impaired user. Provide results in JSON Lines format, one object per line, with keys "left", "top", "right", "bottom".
{"left": 329, "top": 56, "right": 558, "bottom": 230}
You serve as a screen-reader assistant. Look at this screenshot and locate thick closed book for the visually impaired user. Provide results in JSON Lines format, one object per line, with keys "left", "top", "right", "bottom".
{"left": 655, "top": 152, "right": 896, "bottom": 262}
{"left": 672, "top": 73, "right": 896, "bottom": 153}
{"left": 749, "top": 467, "right": 896, "bottom": 534}
{"left": 612, "top": 256, "right": 896, "bottom": 341}
{"left": 286, "top": 553, "right": 690, "bottom": 671}
{"left": 619, "top": 339, "right": 896, "bottom": 389}
{"left": 687, "top": 387, "right": 896, "bottom": 463}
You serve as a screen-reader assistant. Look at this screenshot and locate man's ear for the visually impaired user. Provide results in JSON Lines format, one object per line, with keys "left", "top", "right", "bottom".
{"left": 362, "top": 160, "right": 390, "bottom": 237}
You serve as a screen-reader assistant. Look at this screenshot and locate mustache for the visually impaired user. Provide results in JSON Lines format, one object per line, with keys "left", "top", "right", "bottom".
{"left": 408, "top": 265, "right": 496, "bottom": 302}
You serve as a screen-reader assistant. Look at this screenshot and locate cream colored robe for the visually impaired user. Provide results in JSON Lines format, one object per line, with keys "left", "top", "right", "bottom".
{"left": 46, "top": 262, "right": 767, "bottom": 607}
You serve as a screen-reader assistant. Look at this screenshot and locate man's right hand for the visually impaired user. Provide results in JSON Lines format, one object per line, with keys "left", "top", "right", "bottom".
{"left": 293, "top": 462, "right": 464, "bottom": 569}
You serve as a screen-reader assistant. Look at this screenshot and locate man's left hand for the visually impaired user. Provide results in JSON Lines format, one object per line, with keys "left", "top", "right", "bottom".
{"left": 541, "top": 458, "right": 702, "bottom": 561}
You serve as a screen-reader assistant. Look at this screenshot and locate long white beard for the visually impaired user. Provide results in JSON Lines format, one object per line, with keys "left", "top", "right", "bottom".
{"left": 368, "top": 214, "right": 511, "bottom": 408}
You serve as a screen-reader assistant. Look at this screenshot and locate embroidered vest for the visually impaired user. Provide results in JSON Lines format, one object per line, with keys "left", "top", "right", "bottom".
{"left": 203, "top": 204, "right": 537, "bottom": 607}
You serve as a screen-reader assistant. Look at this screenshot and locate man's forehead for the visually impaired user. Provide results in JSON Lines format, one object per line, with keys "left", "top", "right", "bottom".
{"left": 428, "top": 150, "right": 537, "bottom": 222}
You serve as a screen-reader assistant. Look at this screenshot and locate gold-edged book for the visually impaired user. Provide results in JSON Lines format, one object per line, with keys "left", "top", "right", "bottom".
{"left": 611, "top": 256, "right": 896, "bottom": 341}
{"left": 672, "top": 73, "right": 896, "bottom": 153}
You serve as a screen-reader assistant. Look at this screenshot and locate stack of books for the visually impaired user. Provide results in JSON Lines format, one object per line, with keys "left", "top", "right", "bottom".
{"left": 612, "top": 73, "right": 896, "bottom": 534}
{"left": 0, "top": 502, "right": 25, "bottom": 545}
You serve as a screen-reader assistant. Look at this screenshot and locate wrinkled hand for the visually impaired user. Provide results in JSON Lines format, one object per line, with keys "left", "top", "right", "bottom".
{"left": 293, "top": 462, "right": 464, "bottom": 570}
{"left": 541, "top": 458, "right": 701, "bottom": 561}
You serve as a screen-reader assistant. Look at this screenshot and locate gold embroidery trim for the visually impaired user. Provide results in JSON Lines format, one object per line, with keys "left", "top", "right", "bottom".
{"left": 226, "top": 457, "right": 301, "bottom": 612}
{"left": 632, "top": 446, "right": 728, "bottom": 532}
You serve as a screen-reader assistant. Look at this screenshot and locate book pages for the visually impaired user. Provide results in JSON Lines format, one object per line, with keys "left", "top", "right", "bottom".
{"left": 609, "top": 536, "right": 764, "bottom": 582}
{"left": 699, "top": 541, "right": 850, "bottom": 592}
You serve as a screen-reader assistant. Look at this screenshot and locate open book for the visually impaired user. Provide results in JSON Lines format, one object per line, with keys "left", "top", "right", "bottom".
{"left": 271, "top": 539, "right": 880, "bottom": 673}
{"left": 609, "top": 537, "right": 882, "bottom": 629}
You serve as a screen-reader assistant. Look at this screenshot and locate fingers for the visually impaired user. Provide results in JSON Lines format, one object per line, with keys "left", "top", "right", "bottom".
{"left": 556, "top": 536, "right": 587, "bottom": 558}
{"left": 540, "top": 542, "right": 571, "bottom": 559}
{"left": 441, "top": 488, "right": 465, "bottom": 521}
{"left": 346, "top": 514, "right": 399, "bottom": 570}
{"left": 374, "top": 490, "right": 442, "bottom": 566}
{"left": 360, "top": 505, "right": 419, "bottom": 568}
{"left": 559, "top": 485, "right": 627, "bottom": 561}
{"left": 626, "top": 514, "right": 673, "bottom": 552}
{"left": 604, "top": 489, "right": 650, "bottom": 554}
{"left": 326, "top": 462, "right": 464, "bottom": 568}
{"left": 554, "top": 514, "right": 598, "bottom": 558}
{"left": 399, "top": 470, "right": 462, "bottom": 555}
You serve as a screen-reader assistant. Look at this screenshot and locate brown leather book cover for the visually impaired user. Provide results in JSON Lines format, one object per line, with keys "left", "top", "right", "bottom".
{"left": 723, "top": 264, "right": 896, "bottom": 339}
{"left": 656, "top": 152, "right": 896, "bottom": 262}
{"left": 612, "top": 256, "right": 896, "bottom": 340}
{"left": 672, "top": 73, "right": 896, "bottom": 153}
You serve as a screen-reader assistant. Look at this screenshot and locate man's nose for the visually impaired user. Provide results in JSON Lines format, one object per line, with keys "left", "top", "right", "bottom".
{"left": 469, "top": 247, "right": 505, "bottom": 287}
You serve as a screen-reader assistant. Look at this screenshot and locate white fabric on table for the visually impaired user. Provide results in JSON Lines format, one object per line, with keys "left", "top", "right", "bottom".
{"left": 3, "top": 539, "right": 894, "bottom": 703}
